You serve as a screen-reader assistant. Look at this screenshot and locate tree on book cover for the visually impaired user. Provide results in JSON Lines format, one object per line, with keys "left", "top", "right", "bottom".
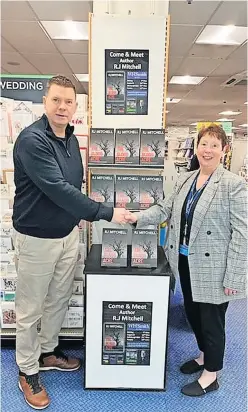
{"left": 140, "top": 176, "right": 163, "bottom": 209}
{"left": 101, "top": 229, "right": 128, "bottom": 267}
{"left": 115, "top": 175, "right": 139, "bottom": 210}
{"left": 115, "top": 128, "right": 140, "bottom": 164}
{"left": 131, "top": 229, "right": 158, "bottom": 268}
{"left": 140, "top": 129, "right": 165, "bottom": 165}
{"left": 89, "top": 128, "right": 114, "bottom": 163}
{"left": 90, "top": 174, "right": 114, "bottom": 206}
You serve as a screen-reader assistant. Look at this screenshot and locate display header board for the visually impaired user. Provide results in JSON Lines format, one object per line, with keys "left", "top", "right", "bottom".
{"left": 197, "top": 121, "right": 232, "bottom": 136}
{"left": 105, "top": 49, "right": 149, "bottom": 116}
{"left": 0, "top": 75, "right": 52, "bottom": 103}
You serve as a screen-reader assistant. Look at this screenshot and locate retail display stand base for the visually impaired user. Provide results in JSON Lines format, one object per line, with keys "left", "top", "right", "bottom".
{"left": 84, "top": 244, "right": 173, "bottom": 391}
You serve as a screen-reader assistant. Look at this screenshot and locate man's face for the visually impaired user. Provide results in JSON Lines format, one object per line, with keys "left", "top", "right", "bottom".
{"left": 43, "top": 84, "right": 77, "bottom": 127}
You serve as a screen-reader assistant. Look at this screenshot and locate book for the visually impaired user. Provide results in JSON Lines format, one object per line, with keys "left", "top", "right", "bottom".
{"left": 139, "top": 176, "right": 163, "bottom": 209}
{"left": 115, "top": 128, "right": 140, "bottom": 164}
{"left": 131, "top": 229, "right": 158, "bottom": 268}
{"left": 89, "top": 128, "right": 115, "bottom": 164}
{"left": 140, "top": 129, "right": 165, "bottom": 165}
{"left": 101, "top": 228, "right": 128, "bottom": 267}
{"left": 90, "top": 174, "right": 114, "bottom": 207}
{"left": 115, "top": 175, "right": 139, "bottom": 210}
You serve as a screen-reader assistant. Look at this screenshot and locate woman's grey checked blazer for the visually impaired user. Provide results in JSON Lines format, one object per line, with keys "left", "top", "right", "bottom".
{"left": 136, "top": 165, "right": 247, "bottom": 304}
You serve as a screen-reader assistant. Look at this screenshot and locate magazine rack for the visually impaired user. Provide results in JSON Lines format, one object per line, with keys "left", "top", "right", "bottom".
{"left": 84, "top": 244, "right": 174, "bottom": 391}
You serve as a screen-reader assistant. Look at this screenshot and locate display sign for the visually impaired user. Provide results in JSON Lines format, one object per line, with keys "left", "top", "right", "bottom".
{"left": 0, "top": 75, "right": 52, "bottom": 103}
{"left": 105, "top": 49, "right": 149, "bottom": 115}
{"left": 85, "top": 272, "right": 170, "bottom": 390}
{"left": 197, "top": 121, "right": 232, "bottom": 135}
{"left": 102, "top": 301, "right": 152, "bottom": 366}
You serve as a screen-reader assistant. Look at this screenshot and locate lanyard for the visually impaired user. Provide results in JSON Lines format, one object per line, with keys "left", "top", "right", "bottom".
{"left": 185, "top": 174, "right": 210, "bottom": 220}
{"left": 182, "top": 174, "right": 211, "bottom": 246}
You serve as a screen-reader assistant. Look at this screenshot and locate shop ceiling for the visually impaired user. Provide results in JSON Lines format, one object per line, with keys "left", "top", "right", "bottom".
{"left": 1, "top": 0, "right": 247, "bottom": 128}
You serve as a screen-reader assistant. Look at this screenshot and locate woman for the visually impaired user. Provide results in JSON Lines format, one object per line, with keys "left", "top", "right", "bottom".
{"left": 126, "top": 124, "right": 247, "bottom": 396}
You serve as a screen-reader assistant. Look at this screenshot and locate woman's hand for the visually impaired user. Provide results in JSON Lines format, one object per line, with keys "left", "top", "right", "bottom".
{"left": 224, "top": 287, "right": 238, "bottom": 296}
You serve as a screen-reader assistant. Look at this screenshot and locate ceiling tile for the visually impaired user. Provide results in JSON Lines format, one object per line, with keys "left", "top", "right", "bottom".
{"left": 64, "top": 54, "right": 88, "bottom": 74}
{"left": 227, "top": 41, "right": 247, "bottom": 60}
{"left": 29, "top": 1, "right": 92, "bottom": 22}
{"left": 188, "top": 44, "right": 238, "bottom": 59}
{"left": 176, "top": 57, "right": 223, "bottom": 76}
{"left": 22, "top": 53, "right": 72, "bottom": 75}
{"left": 1, "top": 37, "right": 17, "bottom": 53}
{"left": 210, "top": 59, "right": 246, "bottom": 76}
{"left": 54, "top": 40, "right": 88, "bottom": 54}
{"left": 209, "top": 1, "right": 247, "bottom": 26}
{"left": 170, "top": 25, "right": 203, "bottom": 57}
{"left": 1, "top": 1, "right": 36, "bottom": 21}
{"left": 169, "top": 1, "right": 221, "bottom": 25}
{"left": 168, "top": 57, "right": 183, "bottom": 78}
{"left": 1, "top": 52, "right": 40, "bottom": 74}
{"left": 1, "top": 21, "right": 57, "bottom": 53}
{"left": 1, "top": 67, "right": 10, "bottom": 74}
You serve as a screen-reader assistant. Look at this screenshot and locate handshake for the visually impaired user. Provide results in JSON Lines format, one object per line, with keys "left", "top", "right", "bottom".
{"left": 111, "top": 208, "right": 137, "bottom": 225}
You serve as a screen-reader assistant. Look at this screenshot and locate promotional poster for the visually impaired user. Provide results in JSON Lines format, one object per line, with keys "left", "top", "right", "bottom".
{"left": 102, "top": 301, "right": 153, "bottom": 366}
{"left": 105, "top": 49, "right": 149, "bottom": 115}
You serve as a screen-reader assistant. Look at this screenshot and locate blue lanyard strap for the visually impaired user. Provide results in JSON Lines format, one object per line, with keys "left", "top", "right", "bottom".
{"left": 185, "top": 174, "right": 210, "bottom": 220}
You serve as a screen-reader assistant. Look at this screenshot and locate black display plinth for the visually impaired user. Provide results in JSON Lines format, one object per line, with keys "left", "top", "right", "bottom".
{"left": 85, "top": 244, "right": 175, "bottom": 287}
{"left": 84, "top": 244, "right": 172, "bottom": 391}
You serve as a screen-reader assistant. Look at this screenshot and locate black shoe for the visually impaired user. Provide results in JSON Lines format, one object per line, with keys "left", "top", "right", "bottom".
{"left": 181, "top": 379, "right": 219, "bottom": 397}
{"left": 180, "top": 359, "right": 204, "bottom": 374}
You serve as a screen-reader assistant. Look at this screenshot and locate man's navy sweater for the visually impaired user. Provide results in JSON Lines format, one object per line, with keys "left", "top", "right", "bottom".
{"left": 13, "top": 114, "right": 113, "bottom": 238}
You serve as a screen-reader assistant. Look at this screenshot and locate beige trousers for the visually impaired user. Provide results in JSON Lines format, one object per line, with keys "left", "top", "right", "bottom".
{"left": 13, "top": 226, "right": 79, "bottom": 375}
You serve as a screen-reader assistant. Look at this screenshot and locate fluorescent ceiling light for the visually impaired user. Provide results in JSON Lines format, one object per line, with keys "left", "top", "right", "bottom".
{"left": 165, "top": 110, "right": 170, "bottom": 113}
{"left": 196, "top": 25, "right": 247, "bottom": 45}
{"left": 245, "top": 102, "right": 248, "bottom": 105}
{"left": 239, "top": 124, "right": 248, "bottom": 127}
{"left": 219, "top": 111, "right": 241, "bottom": 116}
{"left": 169, "top": 76, "right": 205, "bottom": 85}
{"left": 216, "top": 118, "right": 234, "bottom": 122}
{"left": 190, "top": 123, "right": 197, "bottom": 126}
{"left": 75, "top": 74, "right": 89, "bottom": 82}
{"left": 232, "top": 127, "right": 241, "bottom": 130}
{"left": 41, "top": 20, "right": 88, "bottom": 40}
{"left": 166, "top": 98, "right": 181, "bottom": 103}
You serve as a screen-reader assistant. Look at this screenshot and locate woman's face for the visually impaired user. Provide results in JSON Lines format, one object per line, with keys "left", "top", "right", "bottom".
{"left": 197, "top": 133, "right": 224, "bottom": 171}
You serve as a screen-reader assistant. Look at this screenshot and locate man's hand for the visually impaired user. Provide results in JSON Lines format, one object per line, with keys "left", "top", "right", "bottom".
{"left": 124, "top": 211, "right": 137, "bottom": 224}
{"left": 111, "top": 208, "right": 128, "bottom": 224}
{"left": 111, "top": 209, "right": 138, "bottom": 224}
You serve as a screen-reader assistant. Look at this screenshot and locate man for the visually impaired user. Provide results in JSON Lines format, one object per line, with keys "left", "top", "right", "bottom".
{"left": 13, "top": 75, "right": 129, "bottom": 409}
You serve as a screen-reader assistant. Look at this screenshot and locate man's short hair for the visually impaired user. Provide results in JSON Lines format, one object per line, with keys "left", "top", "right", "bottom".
{"left": 46, "top": 75, "right": 76, "bottom": 96}
{"left": 197, "top": 124, "right": 227, "bottom": 149}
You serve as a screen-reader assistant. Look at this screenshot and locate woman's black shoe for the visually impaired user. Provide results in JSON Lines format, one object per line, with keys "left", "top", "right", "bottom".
{"left": 181, "top": 379, "right": 219, "bottom": 397}
{"left": 180, "top": 359, "right": 204, "bottom": 374}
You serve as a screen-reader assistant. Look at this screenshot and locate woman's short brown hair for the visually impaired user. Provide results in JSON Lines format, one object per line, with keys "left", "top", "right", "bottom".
{"left": 197, "top": 124, "right": 227, "bottom": 149}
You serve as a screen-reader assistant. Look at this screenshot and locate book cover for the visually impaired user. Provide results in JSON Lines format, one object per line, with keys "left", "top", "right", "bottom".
{"left": 115, "top": 175, "right": 139, "bottom": 210}
{"left": 89, "top": 128, "right": 115, "bottom": 164}
{"left": 101, "top": 228, "right": 128, "bottom": 267}
{"left": 131, "top": 229, "right": 158, "bottom": 268}
{"left": 90, "top": 174, "right": 115, "bottom": 207}
{"left": 140, "top": 129, "right": 165, "bottom": 165}
{"left": 140, "top": 176, "right": 163, "bottom": 209}
{"left": 115, "top": 128, "right": 140, "bottom": 164}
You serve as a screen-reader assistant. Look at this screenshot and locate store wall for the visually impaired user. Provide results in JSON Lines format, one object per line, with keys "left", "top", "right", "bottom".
{"left": 91, "top": 15, "right": 167, "bottom": 128}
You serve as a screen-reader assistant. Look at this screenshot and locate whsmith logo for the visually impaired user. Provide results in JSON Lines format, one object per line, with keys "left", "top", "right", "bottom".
{"left": 0, "top": 80, "right": 44, "bottom": 91}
